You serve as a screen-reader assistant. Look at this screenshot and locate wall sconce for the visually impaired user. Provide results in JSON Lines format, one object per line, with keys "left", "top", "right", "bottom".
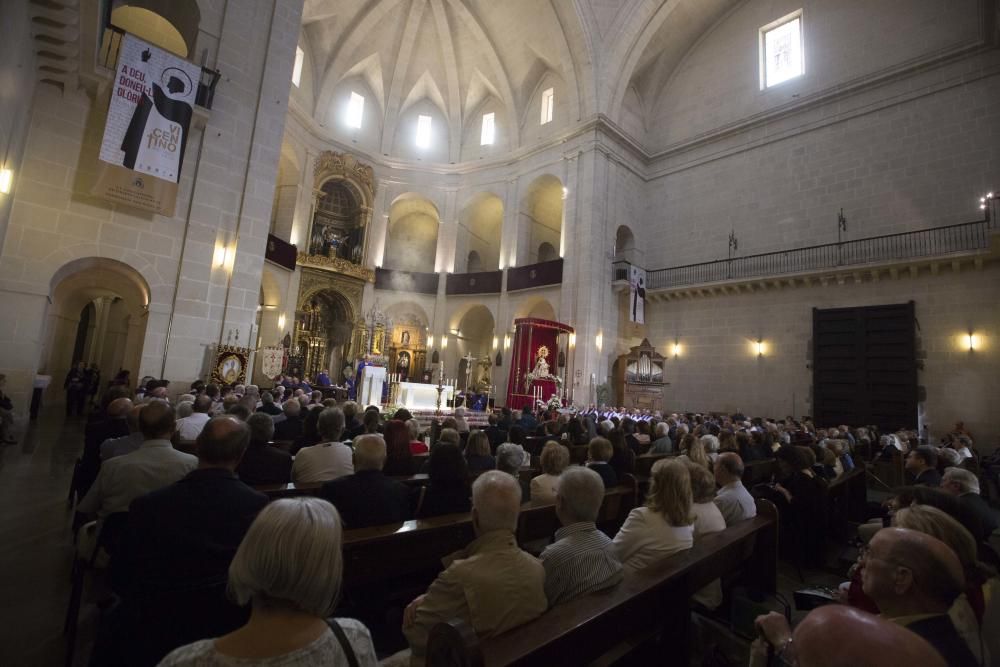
{"left": 492, "top": 336, "right": 498, "bottom": 350}
{"left": 427, "top": 334, "right": 434, "bottom": 349}
{"left": 213, "top": 242, "right": 227, "bottom": 268}
{"left": 964, "top": 332, "right": 980, "bottom": 352}
{"left": 568, "top": 333, "right": 576, "bottom": 347}
{"left": 503, "top": 334, "right": 511, "bottom": 350}
{"left": 752, "top": 340, "right": 766, "bottom": 357}
{"left": 441, "top": 335, "right": 448, "bottom": 349}
{"left": 671, "top": 342, "right": 682, "bottom": 357}
{"left": 277, "top": 314, "right": 286, "bottom": 331}
{"left": 595, "top": 332, "right": 603, "bottom": 351}
{"left": 562, "top": 186, "right": 568, "bottom": 199}
{"left": 224, "top": 244, "right": 237, "bottom": 272}
{"left": 0, "top": 168, "right": 12, "bottom": 194}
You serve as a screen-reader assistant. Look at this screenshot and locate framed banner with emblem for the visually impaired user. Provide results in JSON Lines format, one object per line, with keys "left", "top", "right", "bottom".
{"left": 211, "top": 345, "right": 250, "bottom": 385}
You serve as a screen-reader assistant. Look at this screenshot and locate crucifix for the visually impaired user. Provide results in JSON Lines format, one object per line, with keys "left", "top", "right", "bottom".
{"left": 462, "top": 352, "right": 476, "bottom": 391}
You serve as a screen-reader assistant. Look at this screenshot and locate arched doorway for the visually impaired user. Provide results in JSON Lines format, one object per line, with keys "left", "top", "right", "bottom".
{"left": 293, "top": 289, "right": 355, "bottom": 384}
{"left": 454, "top": 305, "right": 496, "bottom": 392}
{"left": 108, "top": 0, "right": 201, "bottom": 57}
{"left": 43, "top": 258, "right": 150, "bottom": 405}
{"left": 520, "top": 174, "right": 563, "bottom": 265}
{"left": 458, "top": 192, "right": 503, "bottom": 271}
{"left": 614, "top": 225, "right": 637, "bottom": 263}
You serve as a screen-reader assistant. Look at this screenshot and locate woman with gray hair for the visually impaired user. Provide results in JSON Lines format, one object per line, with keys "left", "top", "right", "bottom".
{"left": 530, "top": 441, "right": 570, "bottom": 503}
{"left": 158, "top": 497, "right": 377, "bottom": 666}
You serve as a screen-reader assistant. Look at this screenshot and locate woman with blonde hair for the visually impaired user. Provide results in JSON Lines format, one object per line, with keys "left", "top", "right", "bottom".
{"left": 680, "top": 434, "right": 711, "bottom": 471}
{"left": 159, "top": 497, "right": 377, "bottom": 666}
{"left": 611, "top": 459, "right": 694, "bottom": 573}
{"left": 531, "top": 441, "right": 570, "bottom": 503}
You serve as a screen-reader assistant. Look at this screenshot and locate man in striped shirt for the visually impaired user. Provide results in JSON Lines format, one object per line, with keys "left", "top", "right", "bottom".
{"left": 540, "top": 466, "right": 624, "bottom": 606}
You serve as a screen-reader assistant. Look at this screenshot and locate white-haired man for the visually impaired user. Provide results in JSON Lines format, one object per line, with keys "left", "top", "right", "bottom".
{"left": 649, "top": 421, "right": 673, "bottom": 454}
{"left": 401, "top": 471, "right": 546, "bottom": 665}
{"left": 291, "top": 408, "right": 353, "bottom": 485}
{"left": 540, "top": 466, "right": 623, "bottom": 606}
{"left": 941, "top": 466, "right": 998, "bottom": 541}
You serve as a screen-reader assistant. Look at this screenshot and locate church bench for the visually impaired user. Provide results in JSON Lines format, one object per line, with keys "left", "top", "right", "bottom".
{"left": 824, "top": 466, "right": 868, "bottom": 539}
{"left": 340, "top": 479, "right": 638, "bottom": 589}
{"left": 634, "top": 452, "right": 671, "bottom": 477}
{"left": 253, "top": 466, "right": 541, "bottom": 499}
{"left": 742, "top": 458, "right": 776, "bottom": 487}
{"left": 426, "top": 499, "right": 779, "bottom": 666}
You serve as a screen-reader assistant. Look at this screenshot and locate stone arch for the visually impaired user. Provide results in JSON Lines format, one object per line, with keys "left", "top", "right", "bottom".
{"left": 514, "top": 296, "right": 557, "bottom": 321}
{"left": 614, "top": 224, "right": 637, "bottom": 259}
{"left": 109, "top": 0, "right": 201, "bottom": 57}
{"left": 271, "top": 142, "right": 301, "bottom": 241}
{"left": 43, "top": 257, "right": 151, "bottom": 404}
{"left": 458, "top": 191, "right": 503, "bottom": 272}
{"left": 385, "top": 193, "right": 440, "bottom": 272}
{"left": 520, "top": 174, "right": 563, "bottom": 265}
{"left": 455, "top": 304, "right": 496, "bottom": 392}
{"left": 537, "top": 242, "right": 558, "bottom": 262}
{"left": 467, "top": 251, "right": 483, "bottom": 272}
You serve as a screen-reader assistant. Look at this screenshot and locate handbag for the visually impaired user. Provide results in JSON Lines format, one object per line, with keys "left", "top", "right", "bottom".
{"left": 326, "top": 618, "right": 360, "bottom": 667}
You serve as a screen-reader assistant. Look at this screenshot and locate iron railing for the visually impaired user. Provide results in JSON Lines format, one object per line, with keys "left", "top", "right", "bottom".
{"left": 98, "top": 25, "right": 221, "bottom": 110}
{"left": 614, "top": 219, "right": 992, "bottom": 290}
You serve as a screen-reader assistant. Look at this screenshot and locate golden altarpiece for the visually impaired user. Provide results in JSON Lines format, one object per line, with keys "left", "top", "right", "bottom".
{"left": 291, "top": 151, "right": 376, "bottom": 381}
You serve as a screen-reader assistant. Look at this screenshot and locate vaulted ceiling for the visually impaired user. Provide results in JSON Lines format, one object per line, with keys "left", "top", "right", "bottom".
{"left": 294, "top": 0, "right": 743, "bottom": 158}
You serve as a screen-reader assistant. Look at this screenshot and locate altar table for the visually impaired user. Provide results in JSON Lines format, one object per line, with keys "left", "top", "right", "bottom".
{"left": 397, "top": 381, "right": 454, "bottom": 410}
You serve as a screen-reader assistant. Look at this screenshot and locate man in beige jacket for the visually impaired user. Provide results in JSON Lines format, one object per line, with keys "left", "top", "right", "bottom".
{"left": 401, "top": 470, "right": 547, "bottom": 665}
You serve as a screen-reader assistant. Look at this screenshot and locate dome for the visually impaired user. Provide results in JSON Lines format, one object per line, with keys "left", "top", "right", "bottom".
{"left": 294, "top": 0, "right": 587, "bottom": 163}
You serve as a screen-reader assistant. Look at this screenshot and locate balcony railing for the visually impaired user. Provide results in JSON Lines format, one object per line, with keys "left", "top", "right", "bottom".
{"left": 614, "top": 219, "right": 992, "bottom": 291}
{"left": 507, "top": 258, "right": 563, "bottom": 291}
{"left": 446, "top": 270, "right": 502, "bottom": 295}
{"left": 98, "top": 25, "right": 221, "bottom": 110}
{"left": 375, "top": 268, "right": 439, "bottom": 294}
{"left": 265, "top": 234, "right": 297, "bottom": 271}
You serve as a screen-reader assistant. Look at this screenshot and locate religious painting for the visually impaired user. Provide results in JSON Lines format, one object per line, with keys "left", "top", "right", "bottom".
{"left": 401, "top": 330, "right": 411, "bottom": 347}
{"left": 309, "top": 181, "right": 365, "bottom": 264}
{"left": 211, "top": 345, "right": 250, "bottom": 386}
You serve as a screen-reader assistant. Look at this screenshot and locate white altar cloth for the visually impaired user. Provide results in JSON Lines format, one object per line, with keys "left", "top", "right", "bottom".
{"left": 397, "top": 381, "right": 453, "bottom": 410}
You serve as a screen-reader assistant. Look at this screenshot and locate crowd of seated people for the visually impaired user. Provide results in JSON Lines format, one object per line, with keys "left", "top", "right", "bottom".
{"left": 64, "top": 382, "right": 997, "bottom": 666}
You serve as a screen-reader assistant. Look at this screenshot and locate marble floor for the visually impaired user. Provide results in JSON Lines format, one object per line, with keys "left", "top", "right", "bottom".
{"left": 0, "top": 409, "right": 95, "bottom": 666}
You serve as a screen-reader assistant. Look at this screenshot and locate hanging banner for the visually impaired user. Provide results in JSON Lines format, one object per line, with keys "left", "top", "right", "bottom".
{"left": 94, "top": 34, "right": 199, "bottom": 216}
{"left": 629, "top": 265, "right": 646, "bottom": 324}
{"left": 259, "top": 346, "right": 285, "bottom": 380}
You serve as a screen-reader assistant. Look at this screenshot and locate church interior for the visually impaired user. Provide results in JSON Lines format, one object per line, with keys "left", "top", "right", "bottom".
{"left": 0, "top": 0, "right": 998, "bottom": 664}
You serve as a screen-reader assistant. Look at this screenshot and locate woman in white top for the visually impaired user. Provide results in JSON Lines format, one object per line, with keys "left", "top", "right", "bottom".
{"left": 530, "top": 441, "right": 570, "bottom": 503}
{"left": 612, "top": 458, "right": 694, "bottom": 574}
{"left": 682, "top": 459, "right": 727, "bottom": 609}
{"left": 158, "top": 498, "right": 377, "bottom": 667}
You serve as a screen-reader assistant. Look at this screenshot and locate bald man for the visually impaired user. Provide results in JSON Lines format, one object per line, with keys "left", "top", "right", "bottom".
{"left": 752, "top": 605, "right": 945, "bottom": 667}
{"left": 401, "top": 471, "right": 547, "bottom": 666}
{"left": 100, "top": 403, "right": 145, "bottom": 460}
{"left": 753, "top": 527, "right": 976, "bottom": 667}
{"left": 319, "top": 434, "right": 411, "bottom": 529}
{"left": 861, "top": 527, "right": 977, "bottom": 666}
{"left": 108, "top": 415, "right": 268, "bottom": 664}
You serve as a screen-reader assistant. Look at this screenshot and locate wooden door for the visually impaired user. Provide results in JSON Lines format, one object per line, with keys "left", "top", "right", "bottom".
{"left": 812, "top": 302, "right": 916, "bottom": 430}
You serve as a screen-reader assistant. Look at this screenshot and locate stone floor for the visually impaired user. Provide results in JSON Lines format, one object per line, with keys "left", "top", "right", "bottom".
{"left": 0, "top": 409, "right": 96, "bottom": 666}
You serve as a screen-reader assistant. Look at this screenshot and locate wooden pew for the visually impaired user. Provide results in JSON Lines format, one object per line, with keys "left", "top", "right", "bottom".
{"left": 341, "top": 480, "right": 638, "bottom": 589}
{"left": 742, "top": 458, "right": 776, "bottom": 487}
{"left": 634, "top": 452, "right": 671, "bottom": 477}
{"left": 427, "top": 499, "right": 778, "bottom": 666}
{"left": 825, "top": 466, "right": 868, "bottom": 540}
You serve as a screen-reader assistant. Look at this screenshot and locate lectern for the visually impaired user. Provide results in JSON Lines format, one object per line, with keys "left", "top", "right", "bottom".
{"left": 358, "top": 365, "right": 386, "bottom": 407}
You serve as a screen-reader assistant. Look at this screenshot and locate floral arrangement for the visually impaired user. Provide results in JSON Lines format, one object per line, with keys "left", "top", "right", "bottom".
{"left": 546, "top": 394, "right": 563, "bottom": 410}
